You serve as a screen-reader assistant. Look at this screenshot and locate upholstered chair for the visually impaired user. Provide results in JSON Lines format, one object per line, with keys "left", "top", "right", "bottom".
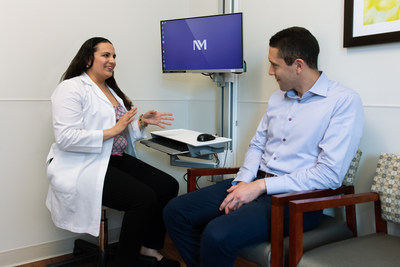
{"left": 289, "top": 153, "right": 400, "bottom": 267}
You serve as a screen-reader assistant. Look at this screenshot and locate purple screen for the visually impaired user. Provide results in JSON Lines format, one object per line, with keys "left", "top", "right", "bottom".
{"left": 161, "top": 13, "right": 243, "bottom": 72}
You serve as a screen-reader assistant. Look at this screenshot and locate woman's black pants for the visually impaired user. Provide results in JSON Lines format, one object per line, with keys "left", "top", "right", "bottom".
{"left": 102, "top": 154, "right": 179, "bottom": 266}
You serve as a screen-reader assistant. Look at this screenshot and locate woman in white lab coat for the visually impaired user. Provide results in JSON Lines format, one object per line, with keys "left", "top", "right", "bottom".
{"left": 46, "top": 37, "right": 180, "bottom": 267}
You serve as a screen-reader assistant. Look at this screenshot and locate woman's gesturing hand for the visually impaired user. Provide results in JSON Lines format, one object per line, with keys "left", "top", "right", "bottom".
{"left": 103, "top": 107, "right": 138, "bottom": 141}
{"left": 142, "top": 110, "right": 174, "bottom": 128}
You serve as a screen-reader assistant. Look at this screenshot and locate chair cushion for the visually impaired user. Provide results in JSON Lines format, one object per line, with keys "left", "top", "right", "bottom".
{"left": 239, "top": 214, "right": 354, "bottom": 267}
{"left": 342, "top": 149, "right": 362, "bottom": 186}
{"left": 239, "top": 239, "right": 270, "bottom": 267}
{"left": 371, "top": 153, "right": 400, "bottom": 224}
{"left": 298, "top": 233, "right": 400, "bottom": 267}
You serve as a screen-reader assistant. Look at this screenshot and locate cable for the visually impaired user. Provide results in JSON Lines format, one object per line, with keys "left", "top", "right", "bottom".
{"left": 214, "top": 153, "right": 220, "bottom": 166}
{"left": 201, "top": 73, "right": 215, "bottom": 80}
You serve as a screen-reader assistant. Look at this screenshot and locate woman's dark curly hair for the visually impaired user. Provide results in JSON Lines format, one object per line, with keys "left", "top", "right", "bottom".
{"left": 61, "top": 37, "right": 132, "bottom": 110}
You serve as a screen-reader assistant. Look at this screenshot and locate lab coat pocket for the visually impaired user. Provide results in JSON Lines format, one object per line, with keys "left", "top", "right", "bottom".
{"left": 47, "top": 156, "right": 80, "bottom": 213}
{"left": 52, "top": 188, "right": 77, "bottom": 214}
{"left": 47, "top": 157, "right": 80, "bottom": 195}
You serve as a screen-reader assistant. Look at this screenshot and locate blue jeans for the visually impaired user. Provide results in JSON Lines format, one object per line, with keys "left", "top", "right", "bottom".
{"left": 163, "top": 178, "right": 322, "bottom": 267}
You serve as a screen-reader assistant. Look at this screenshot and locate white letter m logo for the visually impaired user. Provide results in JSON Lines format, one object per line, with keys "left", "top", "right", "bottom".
{"left": 193, "top": 39, "right": 207, "bottom": 50}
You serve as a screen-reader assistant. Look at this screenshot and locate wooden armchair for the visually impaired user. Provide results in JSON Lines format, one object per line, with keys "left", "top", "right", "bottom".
{"left": 288, "top": 153, "right": 400, "bottom": 267}
{"left": 186, "top": 150, "right": 362, "bottom": 267}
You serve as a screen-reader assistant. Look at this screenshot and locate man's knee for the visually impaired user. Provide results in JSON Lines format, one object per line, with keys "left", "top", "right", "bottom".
{"left": 163, "top": 196, "right": 181, "bottom": 224}
{"left": 201, "top": 219, "right": 232, "bottom": 251}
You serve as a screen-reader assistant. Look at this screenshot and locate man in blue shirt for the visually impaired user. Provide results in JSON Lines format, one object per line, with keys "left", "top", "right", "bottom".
{"left": 163, "top": 27, "right": 364, "bottom": 267}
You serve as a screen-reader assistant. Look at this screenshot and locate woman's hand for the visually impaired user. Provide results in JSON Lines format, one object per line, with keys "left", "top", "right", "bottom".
{"left": 103, "top": 107, "right": 138, "bottom": 141}
{"left": 141, "top": 110, "right": 174, "bottom": 129}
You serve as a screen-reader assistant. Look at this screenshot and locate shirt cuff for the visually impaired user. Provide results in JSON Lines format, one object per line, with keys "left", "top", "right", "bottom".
{"left": 264, "top": 176, "right": 286, "bottom": 195}
{"left": 132, "top": 120, "right": 147, "bottom": 139}
{"left": 232, "top": 169, "right": 255, "bottom": 185}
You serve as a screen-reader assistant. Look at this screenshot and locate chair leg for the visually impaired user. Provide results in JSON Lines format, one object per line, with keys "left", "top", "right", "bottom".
{"left": 97, "top": 250, "right": 107, "bottom": 267}
{"left": 97, "top": 209, "right": 108, "bottom": 267}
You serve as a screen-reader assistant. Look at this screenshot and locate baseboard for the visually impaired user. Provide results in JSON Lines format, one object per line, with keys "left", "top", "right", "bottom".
{"left": 0, "top": 227, "right": 120, "bottom": 267}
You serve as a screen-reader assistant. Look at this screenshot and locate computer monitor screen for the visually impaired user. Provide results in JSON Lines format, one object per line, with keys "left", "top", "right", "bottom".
{"left": 161, "top": 13, "right": 244, "bottom": 73}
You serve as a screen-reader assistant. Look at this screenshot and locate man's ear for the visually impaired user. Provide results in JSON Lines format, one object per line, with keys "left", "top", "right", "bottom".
{"left": 294, "top": 59, "right": 305, "bottom": 74}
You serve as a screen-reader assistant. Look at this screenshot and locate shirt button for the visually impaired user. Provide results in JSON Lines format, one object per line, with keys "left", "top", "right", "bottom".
{"left": 273, "top": 157, "right": 277, "bottom": 160}
{"left": 297, "top": 99, "right": 301, "bottom": 103}
{"left": 283, "top": 138, "right": 286, "bottom": 142}
{"left": 288, "top": 118, "right": 292, "bottom": 121}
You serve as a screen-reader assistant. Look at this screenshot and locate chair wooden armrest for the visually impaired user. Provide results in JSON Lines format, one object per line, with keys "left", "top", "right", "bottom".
{"left": 288, "top": 192, "right": 385, "bottom": 267}
{"left": 186, "top": 167, "right": 240, "bottom": 192}
{"left": 270, "top": 185, "right": 356, "bottom": 267}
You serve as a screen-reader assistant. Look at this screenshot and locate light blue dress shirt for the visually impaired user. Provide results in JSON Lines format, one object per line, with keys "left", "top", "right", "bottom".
{"left": 233, "top": 72, "right": 364, "bottom": 195}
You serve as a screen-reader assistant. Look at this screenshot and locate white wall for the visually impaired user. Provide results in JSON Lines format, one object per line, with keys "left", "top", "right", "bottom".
{"left": 0, "top": 0, "right": 197, "bottom": 265}
{"left": 1, "top": 0, "right": 400, "bottom": 265}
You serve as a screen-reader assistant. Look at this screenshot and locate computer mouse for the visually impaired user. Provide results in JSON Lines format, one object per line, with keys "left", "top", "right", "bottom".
{"left": 197, "top": 133, "right": 216, "bottom": 142}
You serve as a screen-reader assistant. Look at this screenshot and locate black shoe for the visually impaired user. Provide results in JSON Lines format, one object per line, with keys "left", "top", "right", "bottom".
{"left": 157, "top": 257, "right": 180, "bottom": 267}
{"left": 135, "top": 255, "right": 180, "bottom": 267}
{"left": 136, "top": 254, "right": 158, "bottom": 267}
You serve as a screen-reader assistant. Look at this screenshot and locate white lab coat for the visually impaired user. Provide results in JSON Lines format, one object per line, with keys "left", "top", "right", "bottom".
{"left": 46, "top": 73, "right": 146, "bottom": 236}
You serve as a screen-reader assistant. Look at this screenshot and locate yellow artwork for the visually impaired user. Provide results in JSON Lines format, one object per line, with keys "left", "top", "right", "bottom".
{"left": 364, "top": 0, "right": 400, "bottom": 25}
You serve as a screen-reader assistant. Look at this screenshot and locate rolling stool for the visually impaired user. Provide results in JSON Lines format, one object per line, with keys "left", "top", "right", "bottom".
{"left": 47, "top": 207, "right": 118, "bottom": 267}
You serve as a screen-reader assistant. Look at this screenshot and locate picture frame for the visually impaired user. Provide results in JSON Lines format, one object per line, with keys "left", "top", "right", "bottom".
{"left": 344, "top": 0, "right": 400, "bottom": 47}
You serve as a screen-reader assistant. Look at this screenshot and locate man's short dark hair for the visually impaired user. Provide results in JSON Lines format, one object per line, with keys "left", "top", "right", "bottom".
{"left": 269, "top": 27, "right": 319, "bottom": 69}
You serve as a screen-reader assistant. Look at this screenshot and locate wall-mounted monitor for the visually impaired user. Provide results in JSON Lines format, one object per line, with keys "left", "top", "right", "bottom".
{"left": 160, "top": 13, "right": 244, "bottom": 73}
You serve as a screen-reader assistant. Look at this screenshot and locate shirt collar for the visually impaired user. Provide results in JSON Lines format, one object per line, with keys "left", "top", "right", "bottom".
{"left": 286, "top": 71, "right": 329, "bottom": 99}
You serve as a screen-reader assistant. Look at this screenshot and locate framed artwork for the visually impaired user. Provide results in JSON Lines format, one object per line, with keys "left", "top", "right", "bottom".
{"left": 344, "top": 0, "right": 400, "bottom": 47}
